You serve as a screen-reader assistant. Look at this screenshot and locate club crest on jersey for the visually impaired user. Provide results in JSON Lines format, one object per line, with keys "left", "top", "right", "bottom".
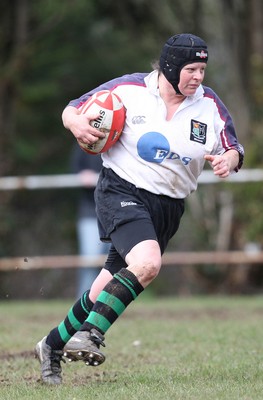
{"left": 190, "top": 119, "right": 207, "bottom": 144}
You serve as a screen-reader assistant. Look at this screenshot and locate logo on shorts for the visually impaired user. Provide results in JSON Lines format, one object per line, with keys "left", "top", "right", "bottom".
{"left": 190, "top": 119, "right": 207, "bottom": 144}
{"left": 120, "top": 201, "right": 137, "bottom": 207}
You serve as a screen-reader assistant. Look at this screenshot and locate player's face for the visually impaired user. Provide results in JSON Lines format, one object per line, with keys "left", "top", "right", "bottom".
{"left": 178, "top": 62, "right": 206, "bottom": 96}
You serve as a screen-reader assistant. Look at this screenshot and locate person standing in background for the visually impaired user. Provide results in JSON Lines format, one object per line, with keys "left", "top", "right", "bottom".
{"left": 70, "top": 144, "right": 110, "bottom": 298}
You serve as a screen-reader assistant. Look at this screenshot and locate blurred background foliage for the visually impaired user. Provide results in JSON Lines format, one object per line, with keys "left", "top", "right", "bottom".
{"left": 0, "top": 0, "right": 263, "bottom": 298}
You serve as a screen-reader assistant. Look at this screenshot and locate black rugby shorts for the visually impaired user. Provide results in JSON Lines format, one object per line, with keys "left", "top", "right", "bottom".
{"left": 94, "top": 167, "right": 184, "bottom": 273}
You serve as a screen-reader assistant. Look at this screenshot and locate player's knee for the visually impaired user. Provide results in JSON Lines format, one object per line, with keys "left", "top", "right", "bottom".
{"left": 128, "top": 259, "right": 161, "bottom": 287}
{"left": 143, "top": 260, "right": 161, "bottom": 280}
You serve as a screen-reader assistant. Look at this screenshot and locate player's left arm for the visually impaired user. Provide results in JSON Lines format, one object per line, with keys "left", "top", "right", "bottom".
{"left": 203, "top": 87, "right": 244, "bottom": 176}
{"left": 204, "top": 149, "right": 240, "bottom": 178}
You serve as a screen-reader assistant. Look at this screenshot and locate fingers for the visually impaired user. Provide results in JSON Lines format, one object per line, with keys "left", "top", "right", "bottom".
{"left": 204, "top": 154, "right": 230, "bottom": 178}
{"left": 77, "top": 130, "right": 103, "bottom": 144}
{"left": 204, "top": 154, "right": 214, "bottom": 162}
{"left": 73, "top": 114, "right": 106, "bottom": 143}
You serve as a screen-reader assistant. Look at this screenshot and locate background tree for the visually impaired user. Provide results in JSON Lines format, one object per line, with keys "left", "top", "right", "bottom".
{"left": 0, "top": 0, "right": 262, "bottom": 297}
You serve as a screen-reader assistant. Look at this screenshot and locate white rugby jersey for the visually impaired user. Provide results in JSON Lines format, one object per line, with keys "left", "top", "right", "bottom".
{"left": 68, "top": 71, "right": 244, "bottom": 199}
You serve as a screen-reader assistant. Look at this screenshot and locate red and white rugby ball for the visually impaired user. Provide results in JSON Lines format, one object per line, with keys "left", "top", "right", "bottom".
{"left": 77, "top": 90, "right": 126, "bottom": 154}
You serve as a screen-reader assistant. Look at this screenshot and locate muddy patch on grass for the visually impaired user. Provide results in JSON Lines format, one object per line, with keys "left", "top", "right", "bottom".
{"left": 0, "top": 350, "right": 35, "bottom": 361}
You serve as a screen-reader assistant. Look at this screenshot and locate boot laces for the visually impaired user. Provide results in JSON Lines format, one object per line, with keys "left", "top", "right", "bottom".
{"left": 50, "top": 350, "right": 65, "bottom": 373}
{"left": 90, "top": 330, "right": 106, "bottom": 348}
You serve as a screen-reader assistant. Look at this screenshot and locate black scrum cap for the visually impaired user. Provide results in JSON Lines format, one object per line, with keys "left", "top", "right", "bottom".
{"left": 159, "top": 33, "right": 208, "bottom": 94}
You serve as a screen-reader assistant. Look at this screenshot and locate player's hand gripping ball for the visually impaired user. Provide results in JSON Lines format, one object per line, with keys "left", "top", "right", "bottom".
{"left": 78, "top": 90, "right": 126, "bottom": 154}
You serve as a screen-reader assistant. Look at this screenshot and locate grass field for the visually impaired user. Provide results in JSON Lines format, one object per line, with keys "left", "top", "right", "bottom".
{"left": 0, "top": 294, "right": 263, "bottom": 400}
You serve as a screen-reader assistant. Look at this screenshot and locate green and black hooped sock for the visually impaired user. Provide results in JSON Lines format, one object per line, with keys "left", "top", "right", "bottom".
{"left": 46, "top": 290, "right": 94, "bottom": 350}
{"left": 81, "top": 268, "right": 144, "bottom": 335}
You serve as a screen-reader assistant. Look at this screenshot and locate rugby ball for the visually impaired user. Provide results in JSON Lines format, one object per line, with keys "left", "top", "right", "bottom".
{"left": 77, "top": 90, "right": 126, "bottom": 154}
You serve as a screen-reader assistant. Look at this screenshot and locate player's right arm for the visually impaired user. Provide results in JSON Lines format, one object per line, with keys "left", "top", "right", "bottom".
{"left": 62, "top": 106, "right": 105, "bottom": 145}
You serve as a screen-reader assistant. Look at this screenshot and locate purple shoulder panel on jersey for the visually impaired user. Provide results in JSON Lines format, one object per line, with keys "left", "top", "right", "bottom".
{"left": 203, "top": 86, "right": 244, "bottom": 170}
{"left": 68, "top": 73, "right": 148, "bottom": 109}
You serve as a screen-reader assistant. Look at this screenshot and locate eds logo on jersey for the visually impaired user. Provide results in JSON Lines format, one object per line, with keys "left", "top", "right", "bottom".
{"left": 190, "top": 119, "right": 207, "bottom": 144}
